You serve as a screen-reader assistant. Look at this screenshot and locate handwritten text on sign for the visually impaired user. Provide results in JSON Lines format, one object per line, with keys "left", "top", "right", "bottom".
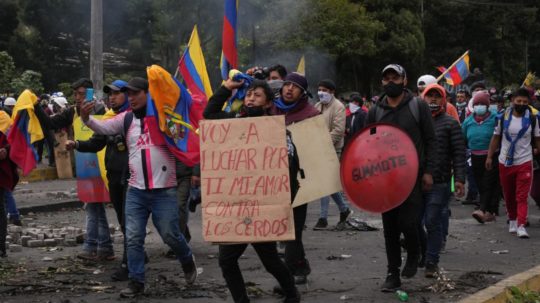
{"left": 200, "top": 116, "right": 295, "bottom": 243}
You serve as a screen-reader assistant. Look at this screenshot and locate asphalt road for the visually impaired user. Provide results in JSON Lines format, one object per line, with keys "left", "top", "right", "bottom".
{"left": 1, "top": 195, "right": 540, "bottom": 303}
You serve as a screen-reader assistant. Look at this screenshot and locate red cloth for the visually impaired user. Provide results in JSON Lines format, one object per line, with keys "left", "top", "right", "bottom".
{"left": 499, "top": 161, "right": 533, "bottom": 226}
{"left": 0, "top": 131, "right": 19, "bottom": 191}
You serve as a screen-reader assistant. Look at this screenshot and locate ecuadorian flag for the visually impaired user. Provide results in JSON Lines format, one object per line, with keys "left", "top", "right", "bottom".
{"left": 220, "top": 0, "right": 238, "bottom": 80}
{"left": 7, "top": 90, "right": 44, "bottom": 176}
{"left": 437, "top": 51, "right": 470, "bottom": 86}
{"left": 147, "top": 65, "right": 202, "bottom": 167}
{"left": 178, "top": 25, "right": 213, "bottom": 102}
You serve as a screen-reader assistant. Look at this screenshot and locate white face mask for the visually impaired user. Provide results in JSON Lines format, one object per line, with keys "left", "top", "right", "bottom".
{"left": 349, "top": 103, "right": 360, "bottom": 113}
{"left": 489, "top": 104, "right": 498, "bottom": 112}
{"left": 318, "top": 91, "right": 333, "bottom": 104}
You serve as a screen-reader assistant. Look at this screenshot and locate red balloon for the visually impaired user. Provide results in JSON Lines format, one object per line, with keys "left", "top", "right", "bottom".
{"left": 340, "top": 123, "right": 419, "bottom": 213}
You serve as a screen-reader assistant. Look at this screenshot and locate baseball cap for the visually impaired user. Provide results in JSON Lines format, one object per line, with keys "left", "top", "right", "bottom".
{"left": 4, "top": 97, "right": 16, "bottom": 106}
{"left": 103, "top": 79, "right": 128, "bottom": 94}
{"left": 417, "top": 75, "right": 437, "bottom": 88}
{"left": 382, "top": 64, "right": 406, "bottom": 78}
{"left": 121, "top": 77, "right": 148, "bottom": 92}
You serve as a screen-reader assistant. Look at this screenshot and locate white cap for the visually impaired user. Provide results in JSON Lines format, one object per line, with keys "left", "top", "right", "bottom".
{"left": 52, "top": 97, "right": 68, "bottom": 108}
{"left": 417, "top": 75, "right": 437, "bottom": 89}
{"left": 4, "top": 97, "right": 16, "bottom": 106}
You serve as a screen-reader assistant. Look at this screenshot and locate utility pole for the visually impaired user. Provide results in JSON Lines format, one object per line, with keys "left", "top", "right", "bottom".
{"left": 90, "top": 0, "right": 103, "bottom": 98}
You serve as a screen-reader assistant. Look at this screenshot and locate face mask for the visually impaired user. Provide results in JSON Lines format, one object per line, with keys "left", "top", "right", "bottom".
{"left": 318, "top": 91, "right": 333, "bottom": 104}
{"left": 473, "top": 105, "right": 487, "bottom": 116}
{"left": 514, "top": 104, "right": 528, "bottom": 115}
{"left": 244, "top": 105, "right": 266, "bottom": 117}
{"left": 456, "top": 101, "right": 467, "bottom": 108}
{"left": 383, "top": 82, "right": 404, "bottom": 98}
{"left": 349, "top": 103, "right": 361, "bottom": 113}
{"left": 489, "top": 104, "right": 498, "bottom": 112}
{"left": 428, "top": 103, "right": 441, "bottom": 113}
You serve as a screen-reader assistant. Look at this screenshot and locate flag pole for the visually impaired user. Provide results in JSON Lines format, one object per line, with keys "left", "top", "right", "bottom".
{"left": 436, "top": 50, "right": 469, "bottom": 82}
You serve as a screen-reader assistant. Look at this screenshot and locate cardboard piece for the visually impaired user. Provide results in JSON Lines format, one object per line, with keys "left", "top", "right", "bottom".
{"left": 53, "top": 130, "right": 73, "bottom": 179}
{"left": 200, "top": 116, "right": 295, "bottom": 243}
{"left": 287, "top": 115, "right": 342, "bottom": 207}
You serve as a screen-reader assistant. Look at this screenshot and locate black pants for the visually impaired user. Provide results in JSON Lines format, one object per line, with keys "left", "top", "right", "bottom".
{"left": 284, "top": 203, "right": 310, "bottom": 276}
{"left": 0, "top": 188, "right": 6, "bottom": 253}
{"left": 176, "top": 174, "right": 191, "bottom": 242}
{"left": 471, "top": 154, "right": 501, "bottom": 214}
{"left": 382, "top": 181, "right": 422, "bottom": 274}
{"left": 219, "top": 242, "right": 296, "bottom": 303}
{"left": 36, "top": 130, "right": 56, "bottom": 165}
{"left": 108, "top": 177, "right": 127, "bottom": 263}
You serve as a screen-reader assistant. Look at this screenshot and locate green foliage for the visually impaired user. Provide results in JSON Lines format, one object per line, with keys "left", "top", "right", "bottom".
{"left": 0, "top": 51, "right": 16, "bottom": 93}
{"left": 56, "top": 83, "right": 73, "bottom": 101}
{"left": 508, "top": 286, "right": 540, "bottom": 303}
{"left": 10, "top": 70, "right": 44, "bottom": 95}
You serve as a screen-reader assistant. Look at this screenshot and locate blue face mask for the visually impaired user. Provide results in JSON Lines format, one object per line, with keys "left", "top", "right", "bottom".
{"left": 474, "top": 105, "right": 487, "bottom": 115}
{"left": 489, "top": 104, "right": 498, "bottom": 112}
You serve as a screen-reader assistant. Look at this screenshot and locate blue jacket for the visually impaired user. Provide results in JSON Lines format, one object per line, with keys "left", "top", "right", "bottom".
{"left": 462, "top": 110, "right": 497, "bottom": 151}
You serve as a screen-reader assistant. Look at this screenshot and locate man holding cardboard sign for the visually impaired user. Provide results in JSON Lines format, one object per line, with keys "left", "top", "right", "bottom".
{"left": 202, "top": 77, "right": 300, "bottom": 303}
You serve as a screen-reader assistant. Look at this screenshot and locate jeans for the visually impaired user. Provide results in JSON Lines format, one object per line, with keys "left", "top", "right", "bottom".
{"left": 125, "top": 186, "right": 193, "bottom": 283}
{"left": 285, "top": 203, "right": 310, "bottom": 276}
{"left": 382, "top": 180, "right": 422, "bottom": 274}
{"left": 422, "top": 183, "right": 451, "bottom": 265}
{"left": 219, "top": 242, "right": 296, "bottom": 303}
{"left": 108, "top": 177, "right": 127, "bottom": 263}
{"left": 0, "top": 188, "right": 6, "bottom": 253}
{"left": 471, "top": 154, "right": 501, "bottom": 214}
{"left": 4, "top": 190, "right": 20, "bottom": 220}
{"left": 83, "top": 203, "right": 113, "bottom": 254}
{"left": 319, "top": 192, "right": 349, "bottom": 219}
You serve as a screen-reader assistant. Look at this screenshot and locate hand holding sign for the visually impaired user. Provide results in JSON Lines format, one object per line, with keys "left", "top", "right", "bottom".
{"left": 340, "top": 123, "right": 419, "bottom": 213}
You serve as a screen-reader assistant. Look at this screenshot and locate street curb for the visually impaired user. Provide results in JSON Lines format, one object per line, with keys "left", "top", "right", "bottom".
{"left": 458, "top": 264, "right": 540, "bottom": 303}
{"left": 18, "top": 200, "right": 83, "bottom": 215}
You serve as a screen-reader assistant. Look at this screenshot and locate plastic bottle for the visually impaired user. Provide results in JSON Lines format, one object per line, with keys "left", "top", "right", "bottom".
{"left": 396, "top": 290, "right": 408, "bottom": 302}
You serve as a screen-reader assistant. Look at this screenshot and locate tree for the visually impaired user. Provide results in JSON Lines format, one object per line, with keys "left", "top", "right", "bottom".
{"left": 0, "top": 51, "right": 16, "bottom": 93}
{"left": 10, "top": 70, "right": 44, "bottom": 95}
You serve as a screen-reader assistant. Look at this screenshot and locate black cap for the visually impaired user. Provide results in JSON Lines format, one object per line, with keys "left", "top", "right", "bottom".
{"left": 318, "top": 79, "right": 336, "bottom": 91}
{"left": 121, "top": 77, "right": 148, "bottom": 92}
{"left": 470, "top": 81, "right": 486, "bottom": 92}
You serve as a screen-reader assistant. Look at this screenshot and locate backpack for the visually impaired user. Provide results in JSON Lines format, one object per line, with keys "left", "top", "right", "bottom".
{"left": 372, "top": 96, "right": 421, "bottom": 124}
{"left": 496, "top": 106, "right": 539, "bottom": 167}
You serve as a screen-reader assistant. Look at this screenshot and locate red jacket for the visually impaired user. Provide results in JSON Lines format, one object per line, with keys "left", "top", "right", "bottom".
{"left": 0, "top": 131, "right": 19, "bottom": 191}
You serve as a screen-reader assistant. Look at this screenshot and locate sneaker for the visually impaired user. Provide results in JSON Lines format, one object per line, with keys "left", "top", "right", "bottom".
{"left": 401, "top": 255, "right": 418, "bottom": 278}
{"left": 120, "top": 280, "right": 144, "bottom": 298}
{"left": 77, "top": 251, "right": 97, "bottom": 260}
{"left": 111, "top": 264, "right": 129, "bottom": 281}
{"left": 509, "top": 220, "right": 518, "bottom": 233}
{"left": 472, "top": 210, "right": 485, "bottom": 224}
{"left": 339, "top": 208, "right": 352, "bottom": 223}
{"left": 283, "top": 289, "right": 301, "bottom": 303}
{"left": 425, "top": 262, "right": 439, "bottom": 278}
{"left": 294, "top": 274, "right": 307, "bottom": 285}
{"left": 97, "top": 251, "right": 115, "bottom": 261}
{"left": 182, "top": 255, "right": 197, "bottom": 285}
{"left": 380, "top": 272, "right": 401, "bottom": 292}
{"left": 517, "top": 225, "right": 529, "bottom": 239}
{"left": 483, "top": 212, "right": 496, "bottom": 222}
{"left": 8, "top": 217, "right": 22, "bottom": 226}
{"left": 313, "top": 218, "right": 328, "bottom": 230}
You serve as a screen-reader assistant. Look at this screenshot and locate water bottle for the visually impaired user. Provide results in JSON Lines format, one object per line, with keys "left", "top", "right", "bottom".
{"left": 396, "top": 290, "right": 408, "bottom": 302}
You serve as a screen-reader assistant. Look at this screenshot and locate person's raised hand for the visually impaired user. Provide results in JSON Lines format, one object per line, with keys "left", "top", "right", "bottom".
{"left": 80, "top": 101, "right": 95, "bottom": 122}
{"left": 223, "top": 78, "right": 244, "bottom": 91}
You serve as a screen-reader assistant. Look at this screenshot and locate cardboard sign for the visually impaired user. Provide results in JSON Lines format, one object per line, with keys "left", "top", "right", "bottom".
{"left": 200, "top": 116, "right": 295, "bottom": 243}
{"left": 53, "top": 130, "right": 73, "bottom": 179}
{"left": 287, "top": 115, "right": 342, "bottom": 207}
{"left": 73, "top": 117, "right": 110, "bottom": 203}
